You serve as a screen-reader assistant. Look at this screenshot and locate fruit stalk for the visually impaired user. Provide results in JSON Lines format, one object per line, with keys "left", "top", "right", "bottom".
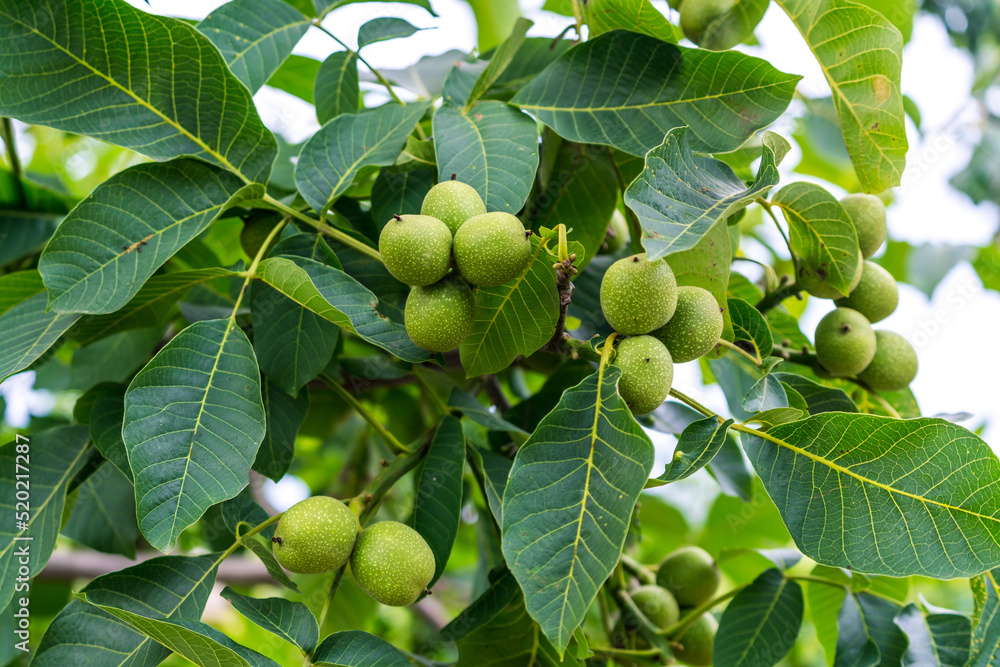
{"left": 261, "top": 194, "right": 383, "bottom": 264}
{"left": 754, "top": 280, "right": 801, "bottom": 314}
{"left": 322, "top": 374, "right": 410, "bottom": 454}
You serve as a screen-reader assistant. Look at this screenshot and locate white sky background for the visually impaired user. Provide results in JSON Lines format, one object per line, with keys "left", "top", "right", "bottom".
{"left": 4, "top": 1, "right": 1000, "bottom": 510}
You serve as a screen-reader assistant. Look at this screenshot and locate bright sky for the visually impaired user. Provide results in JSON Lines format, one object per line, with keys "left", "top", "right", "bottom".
{"left": 3, "top": 1, "right": 999, "bottom": 512}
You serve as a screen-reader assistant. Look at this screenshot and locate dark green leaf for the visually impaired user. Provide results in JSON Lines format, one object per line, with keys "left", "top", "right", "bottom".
{"left": 835, "top": 591, "right": 882, "bottom": 667}
{"left": 715, "top": 568, "right": 804, "bottom": 667}
{"left": 729, "top": 297, "right": 774, "bottom": 361}
{"left": 743, "top": 375, "right": 789, "bottom": 413}
{"left": 440, "top": 569, "right": 520, "bottom": 641}
{"left": 198, "top": 0, "right": 310, "bottom": 93}
{"left": 295, "top": 102, "right": 429, "bottom": 213}
{"left": 315, "top": 52, "right": 360, "bottom": 124}
{"left": 855, "top": 593, "right": 907, "bottom": 666}
{"left": 89, "top": 385, "right": 132, "bottom": 482}
{"left": 38, "top": 159, "right": 258, "bottom": 314}
{"left": 68, "top": 328, "right": 161, "bottom": 391}
{"left": 583, "top": 0, "right": 679, "bottom": 42}
{"left": 512, "top": 31, "right": 800, "bottom": 155}
{"left": 449, "top": 389, "right": 527, "bottom": 434}
{"left": 624, "top": 128, "right": 783, "bottom": 259}
{"left": 459, "top": 234, "right": 559, "bottom": 377}
{"left": 219, "top": 492, "right": 274, "bottom": 541}
{"left": 0, "top": 287, "right": 80, "bottom": 382}
{"left": 221, "top": 587, "right": 319, "bottom": 653}
{"left": 469, "top": 446, "right": 511, "bottom": 526}
{"left": 62, "top": 461, "right": 138, "bottom": 558}
{"left": 255, "top": 380, "right": 309, "bottom": 482}
{"left": 649, "top": 417, "right": 734, "bottom": 487}
{"left": 311, "top": 630, "right": 411, "bottom": 666}
{"left": 502, "top": 365, "right": 655, "bottom": 654}
{"left": 894, "top": 603, "right": 971, "bottom": 667}
{"left": 742, "top": 414, "right": 1000, "bottom": 578}
{"left": 0, "top": 0, "right": 277, "bottom": 182}
{"left": 969, "top": 571, "right": 1000, "bottom": 667}
{"left": 0, "top": 169, "right": 66, "bottom": 267}
{"left": 433, "top": 101, "right": 538, "bottom": 214}
{"left": 370, "top": 168, "right": 436, "bottom": 227}
{"left": 0, "top": 425, "right": 90, "bottom": 610}
{"left": 412, "top": 416, "right": 465, "bottom": 587}
{"left": 772, "top": 373, "right": 858, "bottom": 414}
{"left": 32, "top": 554, "right": 219, "bottom": 666}
{"left": 489, "top": 38, "right": 572, "bottom": 96}
{"left": 243, "top": 534, "right": 301, "bottom": 592}
{"left": 358, "top": 17, "right": 422, "bottom": 48}
{"left": 124, "top": 319, "right": 266, "bottom": 553}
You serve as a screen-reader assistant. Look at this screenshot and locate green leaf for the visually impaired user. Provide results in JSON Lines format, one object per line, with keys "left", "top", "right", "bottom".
{"left": 469, "top": 446, "right": 511, "bottom": 526}
{"left": 412, "top": 416, "right": 466, "bottom": 587}
{"left": 295, "top": 102, "right": 429, "bottom": 213}
{"left": 0, "top": 169, "right": 66, "bottom": 267}
{"left": 466, "top": 17, "right": 532, "bottom": 107}
{"left": 267, "top": 54, "right": 321, "bottom": 103}
{"left": 894, "top": 603, "right": 971, "bottom": 667}
{"left": 357, "top": 17, "right": 422, "bottom": 48}
{"left": 62, "top": 461, "right": 138, "bottom": 558}
{"left": 90, "top": 386, "right": 132, "bottom": 482}
{"left": 459, "top": 234, "right": 559, "bottom": 377}
{"left": 529, "top": 141, "right": 619, "bottom": 270}
{"left": 772, "top": 373, "right": 858, "bottom": 415}
{"left": 772, "top": 182, "right": 861, "bottom": 298}
{"left": 502, "top": 365, "right": 655, "bottom": 654}
{"left": 624, "top": 128, "right": 783, "bottom": 259}
{"left": 0, "top": 425, "right": 90, "bottom": 610}
{"left": 433, "top": 101, "right": 538, "bottom": 214}
{"left": 0, "top": 268, "right": 45, "bottom": 316}
{"left": 255, "top": 380, "right": 309, "bottom": 482}
{"left": 806, "top": 566, "right": 849, "bottom": 667}
{"left": 0, "top": 289, "right": 80, "bottom": 382}
{"left": 70, "top": 267, "right": 236, "bottom": 346}
{"left": 774, "top": 0, "right": 907, "bottom": 192}
{"left": 68, "top": 327, "right": 161, "bottom": 391}
{"left": 729, "top": 297, "right": 774, "bottom": 361}
{"left": 370, "top": 168, "right": 436, "bottom": 227}
{"left": 220, "top": 587, "right": 319, "bottom": 653}
{"left": 856, "top": 593, "right": 907, "bottom": 666}
{"left": 691, "top": 0, "right": 769, "bottom": 50}
{"left": 488, "top": 37, "right": 572, "bottom": 97}
{"left": 311, "top": 630, "right": 411, "bottom": 667}
{"left": 0, "top": 0, "right": 277, "bottom": 182}
{"left": 315, "top": 52, "right": 360, "bottom": 124}
{"left": 649, "top": 417, "right": 734, "bottom": 487}
{"left": 583, "top": 0, "right": 679, "bottom": 42}
{"left": 743, "top": 375, "right": 789, "bottom": 413}
{"left": 254, "top": 256, "right": 431, "bottom": 362}
{"left": 512, "top": 31, "right": 800, "bottom": 156}
{"left": 77, "top": 598, "right": 280, "bottom": 667}
{"left": 665, "top": 218, "right": 735, "bottom": 349}
{"left": 741, "top": 413, "right": 1000, "bottom": 578}
{"left": 124, "top": 319, "right": 266, "bottom": 553}
{"left": 715, "top": 568, "right": 804, "bottom": 667}
{"left": 198, "top": 0, "right": 310, "bottom": 93}
{"left": 970, "top": 572, "right": 1000, "bottom": 667}
{"left": 449, "top": 388, "right": 527, "bottom": 434}
{"left": 455, "top": 586, "right": 580, "bottom": 666}
{"left": 441, "top": 569, "right": 520, "bottom": 641}
{"left": 32, "top": 554, "right": 219, "bottom": 666}
{"left": 38, "top": 159, "right": 258, "bottom": 314}
{"left": 746, "top": 407, "right": 805, "bottom": 429}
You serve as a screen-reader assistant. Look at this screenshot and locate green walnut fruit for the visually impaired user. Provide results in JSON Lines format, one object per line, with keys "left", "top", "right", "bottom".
{"left": 681, "top": 0, "right": 739, "bottom": 50}
{"left": 601, "top": 253, "right": 678, "bottom": 335}
{"left": 420, "top": 179, "right": 487, "bottom": 234}
{"left": 627, "top": 585, "right": 680, "bottom": 630}
{"left": 652, "top": 286, "right": 724, "bottom": 363}
{"left": 379, "top": 214, "right": 453, "bottom": 286}
{"left": 601, "top": 210, "right": 629, "bottom": 254}
{"left": 351, "top": 521, "right": 435, "bottom": 606}
{"left": 841, "top": 193, "right": 887, "bottom": 258}
{"left": 655, "top": 546, "right": 721, "bottom": 608}
{"left": 797, "top": 255, "right": 863, "bottom": 300}
{"left": 272, "top": 496, "right": 357, "bottom": 574}
{"left": 675, "top": 613, "right": 718, "bottom": 666}
{"left": 614, "top": 335, "right": 674, "bottom": 415}
{"left": 858, "top": 330, "right": 918, "bottom": 391}
{"left": 834, "top": 260, "right": 899, "bottom": 323}
{"left": 453, "top": 212, "right": 532, "bottom": 287}
{"left": 814, "top": 307, "right": 877, "bottom": 377}
{"left": 404, "top": 278, "right": 475, "bottom": 352}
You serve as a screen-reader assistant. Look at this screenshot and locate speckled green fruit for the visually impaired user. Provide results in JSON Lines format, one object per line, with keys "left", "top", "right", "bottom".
{"left": 841, "top": 193, "right": 887, "bottom": 258}
{"left": 601, "top": 253, "right": 678, "bottom": 335}
{"left": 614, "top": 335, "right": 673, "bottom": 415}
{"left": 814, "top": 307, "right": 877, "bottom": 377}
{"left": 652, "top": 286, "right": 724, "bottom": 363}
{"left": 675, "top": 613, "right": 718, "bottom": 666}
{"left": 272, "top": 496, "right": 357, "bottom": 574}
{"left": 681, "top": 0, "right": 738, "bottom": 48}
{"left": 404, "top": 279, "right": 475, "bottom": 352}
{"left": 655, "top": 546, "right": 721, "bottom": 608}
{"left": 378, "top": 214, "right": 452, "bottom": 286}
{"left": 834, "top": 261, "right": 898, "bottom": 323}
{"left": 420, "top": 180, "right": 486, "bottom": 234}
{"left": 858, "top": 330, "right": 918, "bottom": 391}
{"left": 351, "top": 521, "right": 435, "bottom": 606}
{"left": 797, "top": 254, "right": 863, "bottom": 300}
{"left": 601, "top": 209, "right": 629, "bottom": 254}
{"left": 627, "top": 585, "right": 680, "bottom": 630}
{"left": 453, "top": 212, "right": 532, "bottom": 287}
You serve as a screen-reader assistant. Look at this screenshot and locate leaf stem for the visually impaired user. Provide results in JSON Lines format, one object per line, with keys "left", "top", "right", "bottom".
{"left": 260, "top": 194, "right": 383, "bottom": 263}
{"left": 562, "top": 336, "right": 603, "bottom": 363}
{"left": 755, "top": 280, "right": 801, "bottom": 314}
{"left": 213, "top": 511, "right": 285, "bottom": 568}
{"left": 1, "top": 117, "right": 24, "bottom": 186}
{"left": 569, "top": 0, "right": 585, "bottom": 42}
{"left": 349, "top": 442, "right": 429, "bottom": 525}
{"left": 621, "top": 553, "right": 657, "bottom": 585}
{"left": 313, "top": 21, "right": 405, "bottom": 106}
{"left": 668, "top": 388, "right": 718, "bottom": 420}
{"left": 315, "top": 565, "right": 347, "bottom": 637}
{"left": 231, "top": 218, "right": 287, "bottom": 317}
{"left": 321, "top": 373, "right": 410, "bottom": 454}
{"left": 590, "top": 646, "right": 665, "bottom": 663}
{"left": 715, "top": 338, "right": 762, "bottom": 366}
{"left": 658, "top": 584, "right": 746, "bottom": 637}
{"left": 756, "top": 197, "right": 794, "bottom": 259}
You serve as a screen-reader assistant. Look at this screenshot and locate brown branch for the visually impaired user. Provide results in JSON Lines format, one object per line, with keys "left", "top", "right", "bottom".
{"left": 39, "top": 551, "right": 276, "bottom": 585}
{"left": 482, "top": 374, "right": 512, "bottom": 413}
{"left": 544, "top": 256, "right": 577, "bottom": 353}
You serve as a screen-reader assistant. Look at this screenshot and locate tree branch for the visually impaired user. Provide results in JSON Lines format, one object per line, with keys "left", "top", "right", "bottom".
{"left": 544, "top": 255, "right": 577, "bottom": 353}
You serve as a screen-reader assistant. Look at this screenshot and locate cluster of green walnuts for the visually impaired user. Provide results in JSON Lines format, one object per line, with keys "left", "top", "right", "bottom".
{"left": 614, "top": 546, "right": 722, "bottom": 665}
{"left": 271, "top": 496, "right": 435, "bottom": 607}
{"left": 600, "top": 253, "right": 724, "bottom": 415}
{"left": 379, "top": 178, "right": 533, "bottom": 352}
{"left": 802, "top": 194, "right": 918, "bottom": 391}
